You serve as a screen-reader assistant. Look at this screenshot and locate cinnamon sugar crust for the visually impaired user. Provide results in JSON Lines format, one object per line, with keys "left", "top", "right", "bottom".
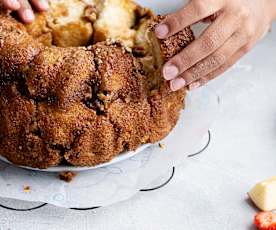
{"left": 0, "top": 1, "right": 194, "bottom": 168}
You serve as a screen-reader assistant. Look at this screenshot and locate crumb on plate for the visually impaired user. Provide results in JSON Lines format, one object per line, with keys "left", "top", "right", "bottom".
{"left": 23, "top": 185, "right": 31, "bottom": 193}
{"left": 159, "top": 143, "right": 165, "bottom": 149}
{"left": 59, "top": 171, "right": 77, "bottom": 183}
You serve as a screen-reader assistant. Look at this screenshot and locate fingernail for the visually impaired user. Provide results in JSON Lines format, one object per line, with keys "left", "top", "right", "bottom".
{"left": 163, "top": 64, "right": 179, "bottom": 80}
{"left": 9, "top": 0, "right": 20, "bottom": 9}
{"left": 155, "top": 24, "right": 169, "bottom": 39}
{"left": 189, "top": 82, "right": 201, "bottom": 91}
{"left": 23, "top": 9, "right": 35, "bottom": 23}
{"left": 39, "top": 0, "right": 49, "bottom": 10}
{"left": 170, "top": 78, "right": 186, "bottom": 91}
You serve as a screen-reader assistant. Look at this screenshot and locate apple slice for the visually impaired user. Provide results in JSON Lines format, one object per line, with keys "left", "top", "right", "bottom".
{"left": 249, "top": 177, "right": 276, "bottom": 211}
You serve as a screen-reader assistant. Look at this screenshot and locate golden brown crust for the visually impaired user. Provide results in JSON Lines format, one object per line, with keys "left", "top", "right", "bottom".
{"left": 0, "top": 86, "right": 62, "bottom": 168}
{"left": 149, "top": 85, "right": 186, "bottom": 142}
{"left": 0, "top": 14, "right": 42, "bottom": 83}
{"left": 0, "top": 2, "right": 194, "bottom": 169}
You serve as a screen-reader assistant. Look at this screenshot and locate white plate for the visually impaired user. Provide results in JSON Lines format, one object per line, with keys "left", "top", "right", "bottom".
{"left": 0, "top": 144, "right": 150, "bottom": 172}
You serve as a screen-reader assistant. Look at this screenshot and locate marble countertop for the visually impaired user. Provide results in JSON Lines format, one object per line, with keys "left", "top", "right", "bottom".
{"left": 1, "top": 1, "right": 276, "bottom": 229}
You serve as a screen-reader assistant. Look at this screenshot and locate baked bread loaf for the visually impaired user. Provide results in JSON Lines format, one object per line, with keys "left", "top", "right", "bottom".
{"left": 0, "top": 0, "right": 194, "bottom": 168}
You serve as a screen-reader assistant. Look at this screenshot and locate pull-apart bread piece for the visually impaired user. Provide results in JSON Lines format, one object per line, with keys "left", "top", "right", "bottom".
{"left": 0, "top": 0, "right": 194, "bottom": 168}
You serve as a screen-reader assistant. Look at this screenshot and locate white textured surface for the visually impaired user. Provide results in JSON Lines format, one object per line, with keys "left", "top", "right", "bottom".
{"left": 1, "top": 1, "right": 276, "bottom": 229}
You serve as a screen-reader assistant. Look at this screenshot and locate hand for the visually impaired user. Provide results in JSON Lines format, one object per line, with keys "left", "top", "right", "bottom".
{"left": 155, "top": 0, "right": 276, "bottom": 91}
{"left": 0, "top": 0, "right": 48, "bottom": 23}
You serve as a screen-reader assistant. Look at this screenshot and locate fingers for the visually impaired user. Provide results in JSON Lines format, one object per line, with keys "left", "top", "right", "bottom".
{"left": 1, "top": 0, "right": 20, "bottom": 10}
{"left": 155, "top": 0, "right": 224, "bottom": 39}
{"left": 16, "top": 0, "right": 34, "bottom": 23}
{"left": 188, "top": 47, "right": 247, "bottom": 90}
{"left": 170, "top": 78, "right": 186, "bottom": 92}
{"left": 179, "top": 31, "right": 246, "bottom": 85}
{"left": 169, "top": 30, "right": 247, "bottom": 92}
{"left": 163, "top": 13, "right": 239, "bottom": 81}
{"left": 30, "top": 0, "right": 48, "bottom": 11}
{"left": 10, "top": 0, "right": 48, "bottom": 24}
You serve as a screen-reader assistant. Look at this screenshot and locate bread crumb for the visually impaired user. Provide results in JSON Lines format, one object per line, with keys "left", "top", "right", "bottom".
{"left": 23, "top": 185, "right": 31, "bottom": 193}
{"left": 159, "top": 143, "right": 165, "bottom": 149}
{"left": 59, "top": 171, "right": 77, "bottom": 183}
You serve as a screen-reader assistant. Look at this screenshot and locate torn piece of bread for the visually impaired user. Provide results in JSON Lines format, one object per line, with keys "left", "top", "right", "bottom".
{"left": 93, "top": 0, "right": 138, "bottom": 48}
{"left": 133, "top": 14, "right": 194, "bottom": 90}
{"left": 26, "top": 0, "right": 145, "bottom": 48}
{"left": 26, "top": 0, "right": 96, "bottom": 47}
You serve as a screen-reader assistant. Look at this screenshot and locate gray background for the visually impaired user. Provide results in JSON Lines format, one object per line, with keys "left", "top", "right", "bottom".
{"left": 1, "top": 0, "right": 276, "bottom": 229}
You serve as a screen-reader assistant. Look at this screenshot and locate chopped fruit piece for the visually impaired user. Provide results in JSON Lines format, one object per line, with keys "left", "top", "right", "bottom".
{"left": 59, "top": 171, "right": 77, "bottom": 183}
{"left": 249, "top": 177, "right": 276, "bottom": 211}
{"left": 23, "top": 185, "right": 31, "bottom": 193}
{"left": 255, "top": 211, "right": 276, "bottom": 230}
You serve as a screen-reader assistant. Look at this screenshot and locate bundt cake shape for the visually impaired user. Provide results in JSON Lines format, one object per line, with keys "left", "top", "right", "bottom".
{"left": 0, "top": 0, "right": 194, "bottom": 168}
